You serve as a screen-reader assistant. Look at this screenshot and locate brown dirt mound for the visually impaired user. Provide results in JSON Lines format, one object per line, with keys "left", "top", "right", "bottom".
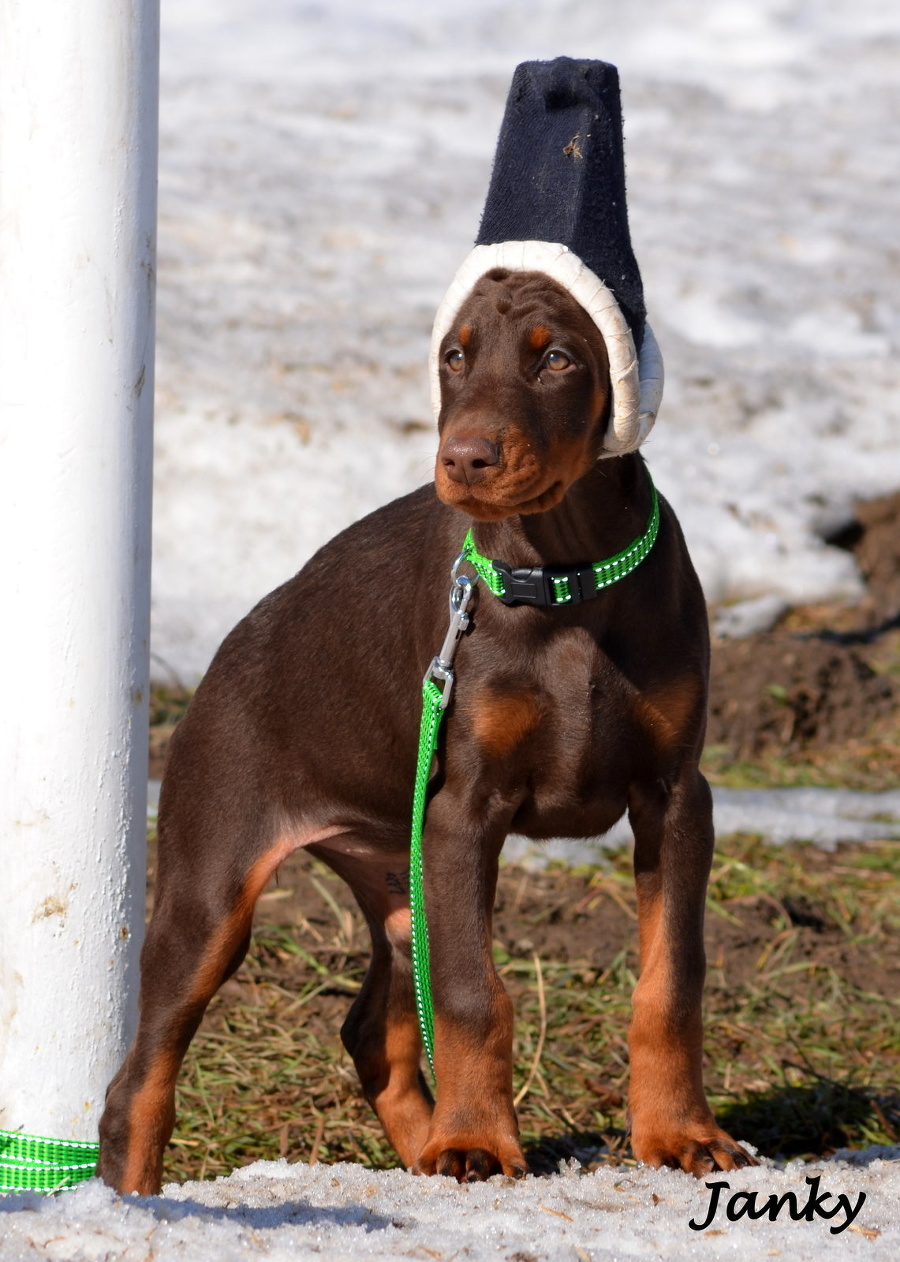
{"left": 708, "top": 490, "right": 900, "bottom": 757}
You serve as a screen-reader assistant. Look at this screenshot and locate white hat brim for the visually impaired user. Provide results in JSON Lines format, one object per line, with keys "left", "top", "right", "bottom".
{"left": 429, "top": 241, "right": 663, "bottom": 455}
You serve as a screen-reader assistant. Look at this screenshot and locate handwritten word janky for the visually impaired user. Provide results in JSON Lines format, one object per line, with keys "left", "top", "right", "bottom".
{"left": 689, "top": 1175, "right": 866, "bottom": 1235}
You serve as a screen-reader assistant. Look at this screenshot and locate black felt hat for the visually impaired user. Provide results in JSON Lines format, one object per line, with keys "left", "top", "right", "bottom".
{"left": 430, "top": 57, "right": 663, "bottom": 455}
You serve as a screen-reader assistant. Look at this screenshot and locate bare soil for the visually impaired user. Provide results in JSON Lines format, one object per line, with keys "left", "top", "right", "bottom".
{"left": 708, "top": 490, "right": 900, "bottom": 756}
{"left": 243, "top": 848, "right": 900, "bottom": 1011}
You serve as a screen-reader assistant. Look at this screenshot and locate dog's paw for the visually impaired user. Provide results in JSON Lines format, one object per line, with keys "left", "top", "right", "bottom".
{"left": 632, "top": 1123, "right": 758, "bottom": 1178}
{"left": 412, "top": 1136, "right": 527, "bottom": 1182}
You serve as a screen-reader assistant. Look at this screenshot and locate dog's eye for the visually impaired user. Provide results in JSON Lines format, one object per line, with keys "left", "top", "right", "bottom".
{"left": 446, "top": 349, "right": 465, "bottom": 372}
{"left": 544, "top": 350, "right": 572, "bottom": 372}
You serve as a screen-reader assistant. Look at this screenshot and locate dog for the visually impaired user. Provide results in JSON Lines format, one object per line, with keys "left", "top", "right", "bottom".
{"left": 98, "top": 267, "right": 755, "bottom": 1193}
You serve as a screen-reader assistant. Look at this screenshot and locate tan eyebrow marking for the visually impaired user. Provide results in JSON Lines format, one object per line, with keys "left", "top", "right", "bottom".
{"left": 528, "top": 325, "right": 553, "bottom": 349}
{"left": 458, "top": 324, "right": 472, "bottom": 347}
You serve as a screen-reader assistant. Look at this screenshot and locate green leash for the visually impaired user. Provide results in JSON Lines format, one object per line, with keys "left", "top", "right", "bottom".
{"left": 409, "top": 679, "right": 443, "bottom": 1071}
{"left": 0, "top": 1128, "right": 99, "bottom": 1193}
{"left": 411, "top": 570, "right": 478, "bottom": 1072}
{"left": 409, "top": 474, "right": 660, "bottom": 1080}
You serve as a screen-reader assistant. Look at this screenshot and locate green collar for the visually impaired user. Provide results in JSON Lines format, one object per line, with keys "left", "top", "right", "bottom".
{"left": 460, "top": 473, "right": 659, "bottom": 606}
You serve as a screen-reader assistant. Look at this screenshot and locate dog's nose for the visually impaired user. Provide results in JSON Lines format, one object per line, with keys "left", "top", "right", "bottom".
{"left": 440, "top": 436, "right": 501, "bottom": 485}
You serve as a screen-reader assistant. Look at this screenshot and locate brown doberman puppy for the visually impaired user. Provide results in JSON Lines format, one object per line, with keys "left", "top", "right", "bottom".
{"left": 98, "top": 268, "right": 755, "bottom": 1193}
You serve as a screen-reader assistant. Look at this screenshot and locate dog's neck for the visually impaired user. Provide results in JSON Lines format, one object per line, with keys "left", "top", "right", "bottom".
{"left": 467, "top": 454, "right": 653, "bottom": 570}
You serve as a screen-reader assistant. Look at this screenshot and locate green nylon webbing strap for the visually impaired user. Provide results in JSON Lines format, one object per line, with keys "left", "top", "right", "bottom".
{"left": 409, "top": 678, "right": 444, "bottom": 1074}
{"left": 0, "top": 1129, "right": 99, "bottom": 1193}
{"left": 409, "top": 476, "right": 661, "bottom": 1084}
{"left": 460, "top": 474, "right": 660, "bottom": 605}
{"left": 459, "top": 537, "right": 505, "bottom": 598}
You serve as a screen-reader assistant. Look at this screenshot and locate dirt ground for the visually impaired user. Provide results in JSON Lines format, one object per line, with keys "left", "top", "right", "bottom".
{"left": 242, "top": 844, "right": 899, "bottom": 1020}
{"left": 707, "top": 490, "right": 900, "bottom": 756}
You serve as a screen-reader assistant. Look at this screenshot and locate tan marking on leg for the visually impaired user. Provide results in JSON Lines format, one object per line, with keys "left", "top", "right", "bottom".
{"left": 384, "top": 906, "right": 411, "bottom": 948}
{"left": 471, "top": 691, "right": 544, "bottom": 757}
{"left": 189, "top": 840, "right": 294, "bottom": 1002}
{"left": 371, "top": 1011, "right": 432, "bottom": 1166}
{"left": 119, "top": 1049, "right": 180, "bottom": 1194}
{"left": 630, "top": 891, "right": 705, "bottom": 1115}
{"left": 628, "top": 881, "right": 754, "bottom": 1173}
{"left": 121, "top": 840, "right": 293, "bottom": 1192}
{"left": 414, "top": 989, "right": 525, "bottom": 1180}
{"left": 431, "top": 1003, "right": 515, "bottom": 1108}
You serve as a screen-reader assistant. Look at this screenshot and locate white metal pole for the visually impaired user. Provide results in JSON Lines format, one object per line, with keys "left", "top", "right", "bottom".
{"left": 0, "top": 0, "right": 158, "bottom": 1142}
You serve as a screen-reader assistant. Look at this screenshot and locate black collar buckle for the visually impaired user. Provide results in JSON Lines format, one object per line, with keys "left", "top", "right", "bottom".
{"left": 492, "top": 561, "right": 597, "bottom": 607}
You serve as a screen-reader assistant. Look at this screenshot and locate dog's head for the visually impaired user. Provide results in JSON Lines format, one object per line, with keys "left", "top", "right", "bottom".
{"left": 433, "top": 270, "right": 612, "bottom": 521}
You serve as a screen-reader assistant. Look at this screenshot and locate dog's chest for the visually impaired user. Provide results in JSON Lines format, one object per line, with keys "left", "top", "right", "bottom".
{"left": 455, "top": 624, "right": 663, "bottom": 833}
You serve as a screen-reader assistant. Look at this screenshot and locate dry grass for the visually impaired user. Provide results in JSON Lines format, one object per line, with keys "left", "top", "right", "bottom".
{"left": 164, "top": 837, "right": 900, "bottom": 1184}
{"left": 702, "top": 719, "right": 900, "bottom": 792}
{"left": 146, "top": 670, "right": 900, "bottom": 1185}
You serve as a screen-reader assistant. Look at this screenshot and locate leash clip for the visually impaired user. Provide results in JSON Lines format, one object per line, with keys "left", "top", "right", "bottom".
{"left": 423, "top": 563, "right": 478, "bottom": 709}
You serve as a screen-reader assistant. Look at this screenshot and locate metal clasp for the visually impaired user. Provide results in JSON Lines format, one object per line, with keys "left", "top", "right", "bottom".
{"left": 424, "top": 559, "right": 478, "bottom": 709}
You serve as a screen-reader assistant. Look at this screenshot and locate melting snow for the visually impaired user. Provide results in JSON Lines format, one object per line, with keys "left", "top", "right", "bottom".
{"left": 149, "top": 0, "right": 900, "bottom": 680}
{"left": 2, "top": 1150, "right": 900, "bottom": 1261}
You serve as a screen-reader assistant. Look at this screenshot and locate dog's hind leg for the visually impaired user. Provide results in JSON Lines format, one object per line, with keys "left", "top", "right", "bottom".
{"left": 309, "top": 844, "right": 434, "bottom": 1168}
{"left": 98, "top": 786, "right": 291, "bottom": 1195}
{"left": 626, "top": 770, "right": 757, "bottom": 1175}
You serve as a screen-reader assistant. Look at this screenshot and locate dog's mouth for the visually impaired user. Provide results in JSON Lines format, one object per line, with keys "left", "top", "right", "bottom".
{"left": 434, "top": 425, "right": 597, "bottom": 519}
{"left": 434, "top": 467, "right": 568, "bottom": 520}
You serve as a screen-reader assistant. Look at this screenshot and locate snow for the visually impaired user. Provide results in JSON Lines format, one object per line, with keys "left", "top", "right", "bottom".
{"left": 504, "top": 784, "right": 900, "bottom": 866}
{"left": 7, "top": 2, "right": 900, "bottom": 1255}
{"left": 150, "top": 0, "right": 900, "bottom": 681}
{"left": 712, "top": 594, "right": 788, "bottom": 638}
{"left": 2, "top": 1150, "right": 900, "bottom": 1261}
{"left": 146, "top": 777, "right": 900, "bottom": 857}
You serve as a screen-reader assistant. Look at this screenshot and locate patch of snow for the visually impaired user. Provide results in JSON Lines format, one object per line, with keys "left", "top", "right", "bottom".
{"left": 148, "top": 0, "right": 900, "bottom": 680}
{"left": 148, "top": 780, "right": 900, "bottom": 854}
{"left": 2, "top": 1152, "right": 899, "bottom": 1261}
{"left": 505, "top": 786, "right": 900, "bottom": 867}
{"left": 713, "top": 594, "right": 788, "bottom": 638}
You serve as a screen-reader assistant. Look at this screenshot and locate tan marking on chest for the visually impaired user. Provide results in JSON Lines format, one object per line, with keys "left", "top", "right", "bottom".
{"left": 634, "top": 677, "right": 703, "bottom": 752}
{"left": 471, "top": 690, "right": 545, "bottom": 756}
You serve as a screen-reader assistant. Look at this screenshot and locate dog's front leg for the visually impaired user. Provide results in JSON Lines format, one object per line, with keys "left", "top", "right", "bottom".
{"left": 411, "top": 789, "right": 527, "bottom": 1181}
{"left": 626, "top": 770, "right": 757, "bottom": 1175}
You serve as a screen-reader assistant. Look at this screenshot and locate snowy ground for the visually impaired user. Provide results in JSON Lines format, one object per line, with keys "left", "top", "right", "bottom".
{"left": 145, "top": 780, "right": 900, "bottom": 856}
{"left": 147, "top": 774, "right": 900, "bottom": 857}
{"left": 2, "top": 1148, "right": 899, "bottom": 1261}
{"left": 8, "top": 3, "right": 899, "bottom": 1257}
{"left": 503, "top": 784, "right": 900, "bottom": 865}
{"left": 152, "top": 0, "right": 900, "bottom": 680}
